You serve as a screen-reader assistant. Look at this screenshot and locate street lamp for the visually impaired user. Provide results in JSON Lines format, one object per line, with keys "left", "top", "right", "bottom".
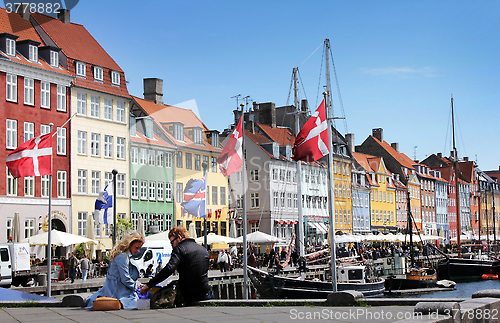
{"left": 112, "top": 169, "right": 118, "bottom": 246}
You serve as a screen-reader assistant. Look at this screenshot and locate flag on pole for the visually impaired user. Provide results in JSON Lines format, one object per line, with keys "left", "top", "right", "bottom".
{"left": 217, "top": 116, "right": 243, "bottom": 176}
{"left": 94, "top": 184, "right": 113, "bottom": 225}
{"left": 181, "top": 174, "right": 206, "bottom": 218}
{"left": 6, "top": 133, "right": 53, "bottom": 178}
{"left": 292, "top": 99, "right": 329, "bottom": 162}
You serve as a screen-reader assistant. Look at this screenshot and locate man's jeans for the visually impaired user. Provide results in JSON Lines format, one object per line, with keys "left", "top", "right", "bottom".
{"left": 82, "top": 269, "right": 88, "bottom": 283}
{"left": 69, "top": 268, "right": 76, "bottom": 283}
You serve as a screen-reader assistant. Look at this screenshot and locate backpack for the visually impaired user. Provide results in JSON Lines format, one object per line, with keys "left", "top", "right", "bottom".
{"left": 150, "top": 281, "right": 178, "bottom": 309}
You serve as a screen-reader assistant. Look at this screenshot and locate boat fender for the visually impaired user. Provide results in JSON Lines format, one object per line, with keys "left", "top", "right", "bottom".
{"left": 386, "top": 258, "right": 392, "bottom": 265}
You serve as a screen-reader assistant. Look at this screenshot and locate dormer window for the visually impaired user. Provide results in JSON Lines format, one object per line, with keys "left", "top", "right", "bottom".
{"left": 174, "top": 123, "right": 184, "bottom": 141}
{"left": 272, "top": 142, "right": 279, "bottom": 158}
{"left": 28, "top": 44, "right": 37, "bottom": 62}
{"left": 145, "top": 117, "right": 154, "bottom": 139}
{"left": 285, "top": 145, "right": 292, "bottom": 159}
{"left": 76, "top": 61, "right": 86, "bottom": 77}
{"left": 6, "top": 38, "right": 15, "bottom": 56}
{"left": 94, "top": 66, "right": 103, "bottom": 82}
{"left": 111, "top": 71, "right": 120, "bottom": 85}
{"left": 50, "top": 50, "right": 58, "bottom": 67}
{"left": 193, "top": 128, "right": 203, "bottom": 144}
{"left": 129, "top": 115, "right": 137, "bottom": 136}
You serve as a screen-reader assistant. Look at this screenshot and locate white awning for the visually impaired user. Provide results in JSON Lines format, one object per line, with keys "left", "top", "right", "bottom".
{"left": 317, "top": 223, "right": 329, "bottom": 234}
{"left": 309, "top": 222, "right": 327, "bottom": 234}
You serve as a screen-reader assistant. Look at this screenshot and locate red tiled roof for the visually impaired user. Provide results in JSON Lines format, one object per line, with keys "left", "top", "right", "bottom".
{"left": 0, "top": 9, "right": 44, "bottom": 43}
{"left": 352, "top": 152, "right": 377, "bottom": 173}
{"left": 373, "top": 136, "right": 415, "bottom": 170}
{"left": 256, "top": 124, "right": 295, "bottom": 146}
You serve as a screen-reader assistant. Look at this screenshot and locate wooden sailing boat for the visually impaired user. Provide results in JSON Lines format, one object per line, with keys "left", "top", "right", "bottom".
{"left": 436, "top": 96, "right": 500, "bottom": 280}
{"left": 247, "top": 39, "right": 385, "bottom": 298}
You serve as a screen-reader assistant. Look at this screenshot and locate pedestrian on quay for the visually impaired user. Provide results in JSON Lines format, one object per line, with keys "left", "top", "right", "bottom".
{"left": 79, "top": 253, "right": 91, "bottom": 283}
{"left": 155, "top": 261, "right": 163, "bottom": 276}
{"left": 140, "top": 226, "right": 214, "bottom": 306}
{"left": 68, "top": 252, "right": 77, "bottom": 283}
{"left": 217, "top": 250, "right": 228, "bottom": 272}
{"left": 85, "top": 232, "right": 145, "bottom": 309}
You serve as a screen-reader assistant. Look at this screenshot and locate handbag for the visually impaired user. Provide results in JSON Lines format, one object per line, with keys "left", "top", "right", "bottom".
{"left": 151, "top": 281, "right": 178, "bottom": 309}
{"left": 92, "top": 296, "right": 122, "bottom": 311}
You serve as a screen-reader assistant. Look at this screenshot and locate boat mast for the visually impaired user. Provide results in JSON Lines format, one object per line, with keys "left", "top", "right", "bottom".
{"left": 324, "top": 38, "right": 337, "bottom": 292}
{"left": 407, "top": 190, "right": 415, "bottom": 267}
{"left": 492, "top": 185, "right": 497, "bottom": 251}
{"left": 451, "top": 95, "right": 462, "bottom": 258}
{"left": 293, "top": 67, "right": 306, "bottom": 261}
{"left": 240, "top": 102, "right": 249, "bottom": 299}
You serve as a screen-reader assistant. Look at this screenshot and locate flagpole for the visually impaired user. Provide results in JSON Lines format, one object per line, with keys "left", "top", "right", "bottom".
{"left": 202, "top": 162, "right": 208, "bottom": 249}
{"left": 240, "top": 103, "right": 249, "bottom": 299}
{"left": 47, "top": 123, "right": 53, "bottom": 297}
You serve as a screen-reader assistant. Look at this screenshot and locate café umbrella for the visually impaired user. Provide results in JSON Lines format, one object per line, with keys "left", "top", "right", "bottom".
{"left": 22, "top": 229, "right": 98, "bottom": 247}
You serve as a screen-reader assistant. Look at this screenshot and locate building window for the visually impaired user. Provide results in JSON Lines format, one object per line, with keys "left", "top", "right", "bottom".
{"left": 6, "top": 119, "right": 17, "bottom": 149}
{"left": 176, "top": 183, "right": 183, "bottom": 202}
{"left": 6, "top": 217, "right": 13, "bottom": 240}
{"left": 131, "top": 180, "right": 138, "bottom": 199}
{"left": 104, "top": 135, "right": 113, "bottom": 158}
{"left": 250, "top": 192, "right": 260, "bottom": 208}
{"left": 24, "top": 122, "right": 34, "bottom": 142}
{"left": 174, "top": 123, "right": 184, "bottom": 141}
{"left": 91, "top": 133, "right": 100, "bottom": 156}
{"left": 90, "top": 95, "right": 99, "bottom": 117}
{"left": 105, "top": 172, "right": 113, "bottom": 186}
{"left": 77, "top": 212, "right": 87, "bottom": 236}
{"left": 92, "top": 171, "right": 100, "bottom": 194}
{"left": 77, "top": 131, "right": 87, "bottom": 155}
{"left": 57, "top": 171, "right": 67, "bottom": 198}
{"left": 29, "top": 44, "right": 38, "bottom": 62}
{"left": 116, "top": 101, "right": 125, "bottom": 123}
{"left": 94, "top": 66, "right": 103, "bottom": 81}
{"left": 185, "top": 153, "right": 192, "bottom": 169}
{"left": 212, "top": 186, "right": 218, "bottom": 205}
{"left": 57, "top": 85, "right": 66, "bottom": 111}
{"left": 117, "top": 137, "right": 125, "bottom": 159}
{"left": 210, "top": 156, "right": 217, "bottom": 172}
{"left": 6, "top": 38, "right": 15, "bottom": 56}
{"left": 194, "top": 154, "right": 201, "bottom": 171}
{"left": 165, "top": 183, "right": 172, "bottom": 202}
{"left": 76, "top": 61, "right": 86, "bottom": 77}
{"left": 140, "top": 148, "right": 147, "bottom": 165}
{"left": 111, "top": 71, "right": 120, "bottom": 85}
{"left": 24, "top": 176, "right": 34, "bottom": 197}
{"left": 24, "top": 77, "right": 34, "bottom": 105}
{"left": 24, "top": 218, "right": 35, "bottom": 239}
{"left": 77, "top": 92, "right": 86, "bottom": 115}
{"left": 6, "top": 74, "right": 17, "bottom": 102}
{"left": 156, "top": 151, "right": 164, "bottom": 167}
{"left": 220, "top": 187, "right": 226, "bottom": 205}
{"left": 250, "top": 169, "right": 259, "bottom": 181}
{"left": 57, "top": 127, "right": 66, "bottom": 155}
{"left": 176, "top": 151, "right": 183, "bottom": 168}
{"left": 149, "top": 181, "right": 156, "bottom": 201}
{"left": 78, "top": 169, "right": 87, "bottom": 193}
{"left": 149, "top": 149, "right": 155, "bottom": 166}
{"left": 294, "top": 193, "right": 298, "bottom": 209}
{"left": 41, "top": 175, "right": 49, "bottom": 197}
{"left": 40, "top": 81, "right": 50, "bottom": 108}
{"left": 104, "top": 98, "right": 112, "bottom": 120}
{"left": 131, "top": 147, "right": 138, "bottom": 164}
{"left": 6, "top": 169, "right": 17, "bottom": 196}
{"left": 156, "top": 182, "right": 164, "bottom": 201}
{"left": 145, "top": 118, "right": 153, "bottom": 139}
{"left": 166, "top": 152, "right": 172, "bottom": 168}
{"left": 117, "top": 173, "right": 125, "bottom": 197}
{"left": 50, "top": 50, "right": 58, "bottom": 67}
{"left": 140, "top": 180, "right": 148, "bottom": 200}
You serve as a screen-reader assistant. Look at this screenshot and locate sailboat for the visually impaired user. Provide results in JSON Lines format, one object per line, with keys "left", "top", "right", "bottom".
{"left": 247, "top": 39, "right": 385, "bottom": 298}
{"left": 436, "top": 96, "right": 500, "bottom": 281}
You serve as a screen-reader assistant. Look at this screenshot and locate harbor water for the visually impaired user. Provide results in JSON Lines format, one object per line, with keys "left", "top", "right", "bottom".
{"left": 411, "top": 280, "right": 500, "bottom": 298}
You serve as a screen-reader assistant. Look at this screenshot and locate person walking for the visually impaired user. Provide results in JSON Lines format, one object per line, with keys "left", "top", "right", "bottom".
{"left": 85, "top": 232, "right": 145, "bottom": 309}
{"left": 68, "top": 252, "right": 77, "bottom": 283}
{"left": 217, "top": 250, "right": 227, "bottom": 272}
{"left": 140, "top": 226, "right": 214, "bottom": 306}
{"left": 79, "top": 253, "right": 91, "bottom": 283}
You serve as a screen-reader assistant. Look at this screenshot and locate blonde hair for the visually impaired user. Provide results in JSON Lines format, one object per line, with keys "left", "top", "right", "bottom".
{"left": 109, "top": 231, "right": 145, "bottom": 261}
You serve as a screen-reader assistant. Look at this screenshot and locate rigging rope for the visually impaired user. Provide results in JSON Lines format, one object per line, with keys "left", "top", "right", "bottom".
{"left": 298, "top": 41, "right": 324, "bottom": 68}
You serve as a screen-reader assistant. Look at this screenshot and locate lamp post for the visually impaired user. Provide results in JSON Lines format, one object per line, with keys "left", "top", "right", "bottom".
{"left": 112, "top": 169, "right": 118, "bottom": 246}
{"left": 202, "top": 162, "right": 208, "bottom": 249}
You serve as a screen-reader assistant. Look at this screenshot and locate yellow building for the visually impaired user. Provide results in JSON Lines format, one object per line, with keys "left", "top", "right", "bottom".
{"left": 333, "top": 158, "right": 353, "bottom": 234}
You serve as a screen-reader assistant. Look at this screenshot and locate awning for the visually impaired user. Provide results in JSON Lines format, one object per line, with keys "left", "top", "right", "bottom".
{"left": 317, "top": 222, "right": 328, "bottom": 234}
{"left": 308, "top": 222, "right": 327, "bottom": 234}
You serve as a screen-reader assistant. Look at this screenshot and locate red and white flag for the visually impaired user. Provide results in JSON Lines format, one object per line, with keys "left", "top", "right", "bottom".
{"left": 217, "top": 116, "right": 243, "bottom": 177}
{"left": 6, "top": 133, "right": 53, "bottom": 178}
{"left": 293, "top": 99, "right": 329, "bottom": 162}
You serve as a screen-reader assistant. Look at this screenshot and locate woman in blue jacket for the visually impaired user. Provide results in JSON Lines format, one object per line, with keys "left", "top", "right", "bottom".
{"left": 86, "top": 232, "right": 145, "bottom": 309}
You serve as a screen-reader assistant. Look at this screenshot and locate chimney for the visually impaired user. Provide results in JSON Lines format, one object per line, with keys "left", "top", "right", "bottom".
{"left": 301, "top": 99, "right": 308, "bottom": 112}
{"left": 16, "top": 3, "right": 30, "bottom": 20}
{"left": 345, "top": 133, "right": 355, "bottom": 153}
{"left": 143, "top": 78, "right": 163, "bottom": 105}
{"left": 464, "top": 156, "right": 469, "bottom": 162}
{"left": 450, "top": 151, "right": 455, "bottom": 159}
{"left": 437, "top": 152, "right": 442, "bottom": 158}
{"left": 58, "top": 9, "right": 70, "bottom": 25}
{"left": 259, "top": 102, "right": 276, "bottom": 128}
{"left": 391, "top": 142, "right": 399, "bottom": 152}
{"left": 372, "top": 128, "right": 383, "bottom": 142}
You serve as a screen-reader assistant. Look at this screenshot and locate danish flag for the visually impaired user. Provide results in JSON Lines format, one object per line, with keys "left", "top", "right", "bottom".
{"left": 292, "top": 99, "right": 329, "bottom": 162}
{"left": 6, "top": 133, "right": 53, "bottom": 178}
{"left": 217, "top": 116, "right": 243, "bottom": 176}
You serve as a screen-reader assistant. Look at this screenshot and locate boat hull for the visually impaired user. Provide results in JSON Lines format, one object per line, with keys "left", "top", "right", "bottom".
{"left": 248, "top": 267, "right": 385, "bottom": 299}
{"left": 437, "top": 258, "right": 500, "bottom": 281}
{"left": 385, "top": 268, "right": 438, "bottom": 290}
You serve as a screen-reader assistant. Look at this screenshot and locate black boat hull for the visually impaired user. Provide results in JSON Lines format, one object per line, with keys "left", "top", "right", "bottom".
{"left": 437, "top": 258, "right": 500, "bottom": 281}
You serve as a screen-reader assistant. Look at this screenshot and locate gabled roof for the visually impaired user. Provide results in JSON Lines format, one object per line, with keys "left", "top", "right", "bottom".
{"left": 373, "top": 136, "right": 415, "bottom": 170}
{"left": 130, "top": 131, "right": 175, "bottom": 149}
{"left": 256, "top": 124, "right": 295, "bottom": 146}
{"left": 352, "top": 152, "right": 377, "bottom": 173}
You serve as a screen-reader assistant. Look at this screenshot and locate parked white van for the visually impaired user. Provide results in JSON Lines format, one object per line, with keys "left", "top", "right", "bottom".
{"left": 131, "top": 240, "right": 172, "bottom": 277}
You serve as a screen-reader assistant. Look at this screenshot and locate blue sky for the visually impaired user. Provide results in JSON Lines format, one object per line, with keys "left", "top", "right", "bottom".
{"left": 69, "top": 1, "right": 500, "bottom": 171}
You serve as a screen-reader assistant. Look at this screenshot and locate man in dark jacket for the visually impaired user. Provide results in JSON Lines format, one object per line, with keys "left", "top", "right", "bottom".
{"left": 140, "top": 227, "right": 213, "bottom": 305}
